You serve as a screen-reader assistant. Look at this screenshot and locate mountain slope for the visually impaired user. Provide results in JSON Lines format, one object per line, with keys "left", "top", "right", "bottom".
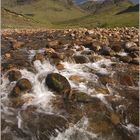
{"left": 2, "top": 0, "right": 86, "bottom": 27}
{"left": 79, "top": 0, "right": 133, "bottom": 13}
{"left": 1, "top": 7, "right": 41, "bottom": 28}
{"left": 1, "top": 0, "right": 139, "bottom": 28}
{"left": 57, "top": 1, "right": 138, "bottom": 28}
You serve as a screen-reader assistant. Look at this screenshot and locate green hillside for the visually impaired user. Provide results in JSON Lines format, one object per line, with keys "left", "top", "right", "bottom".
{"left": 1, "top": 8, "right": 41, "bottom": 29}
{"left": 1, "top": 0, "right": 139, "bottom": 29}
{"left": 2, "top": 0, "right": 86, "bottom": 28}
{"left": 56, "top": 2, "right": 139, "bottom": 28}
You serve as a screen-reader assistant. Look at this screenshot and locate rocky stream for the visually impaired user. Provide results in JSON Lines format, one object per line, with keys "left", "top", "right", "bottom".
{"left": 1, "top": 27, "right": 139, "bottom": 140}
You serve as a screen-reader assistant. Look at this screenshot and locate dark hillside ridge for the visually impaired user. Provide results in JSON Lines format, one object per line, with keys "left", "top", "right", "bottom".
{"left": 116, "top": 4, "right": 139, "bottom": 14}
{"left": 79, "top": 0, "right": 133, "bottom": 13}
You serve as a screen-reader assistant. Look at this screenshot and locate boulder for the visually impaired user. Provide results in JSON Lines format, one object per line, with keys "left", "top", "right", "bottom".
{"left": 120, "top": 56, "right": 132, "bottom": 63}
{"left": 16, "top": 78, "right": 32, "bottom": 91}
{"left": 131, "top": 58, "right": 139, "bottom": 65}
{"left": 32, "top": 53, "right": 45, "bottom": 62}
{"left": 111, "top": 42, "right": 122, "bottom": 52}
{"left": 70, "top": 90, "right": 93, "bottom": 103}
{"left": 73, "top": 55, "right": 89, "bottom": 64}
{"left": 9, "top": 78, "right": 32, "bottom": 97}
{"left": 98, "top": 74, "right": 114, "bottom": 86}
{"left": 45, "top": 73, "right": 71, "bottom": 97}
{"left": 7, "top": 70, "right": 22, "bottom": 82}
{"left": 69, "top": 75, "right": 81, "bottom": 83}
{"left": 100, "top": 47, "right": 114, "bottom": 56}
{"left": 56, "top": 63, "right": 65, "bottom": 70}
{"left": 46, "top": 40, "right": 62, "bottom": 49}
{"left": 12, "top": 41, "right": 24, "bottom": 49}
{"left": 5, "top": 53, "right": 11, "bottom": 59}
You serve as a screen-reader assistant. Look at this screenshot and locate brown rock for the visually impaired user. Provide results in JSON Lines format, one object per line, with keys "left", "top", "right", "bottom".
{"left": 33, "top": 53, "right": 45, "bottom": 62}
{"left": 119, "top": 73, "right": 134, "bottom": 86}
{"left": 120, "top": 56, "right": 132, "bottom": 63}
{"left": 73, "top": 55, "right": 89, "bottom": 64}
{"left": 45, "top": 73, "right": 71, "bottom": 98}
{"left": 56, "top": 63, "right": 65, "bottom": 70}
{"left": 111, "top": 42, "right": 122, "bottom": 52}
{"left": 98, "top": 74, "right": 114, "bottom": 85}
{"left": 12, "top": 41, "right": 24, "bottom": 49}
{"left": 45, "top": 48, "right": 55, "bottom": 54}
{"left": 110, "top": 112, "right": 120, "bottom": 125}
{"left": 131, "top": 58, "right": 139, "bottom": 65}
{"left": 5, "top": 53, "right": 11, "bottom": 59}
{"left": 7, "top": 70, "right": 22, "bottom": 82}
{"left": 69, "top": 75, "right": 81, "bottom": 83}
{"left": 9, "top": 78, "right": 32, "bottom": 97}
{"left": 46, "top": 40, "right": 62, "bottom": 49}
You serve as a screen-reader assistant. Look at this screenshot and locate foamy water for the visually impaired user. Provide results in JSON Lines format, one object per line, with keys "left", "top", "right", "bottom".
{"left": 1, "top": 51, "right": 139, "bottom": 140}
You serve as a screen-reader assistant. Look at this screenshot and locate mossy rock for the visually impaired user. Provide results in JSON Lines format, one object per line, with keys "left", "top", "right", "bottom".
{"left": 45, "top": 73, "right": 71, "bottom": 96}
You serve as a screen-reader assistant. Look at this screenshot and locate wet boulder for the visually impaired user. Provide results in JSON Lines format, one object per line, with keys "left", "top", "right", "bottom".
{"left": 100, "top": 46, "right": 114, "bottom": 56}
{"left": 16, "top": 78, "right": 32, "bottom": 91}
{"left": 98, "top": 74, "right": 114, "bottom": 86}
{"left": 5, "top": 53, "right": 11, "bottom": 59}
{"left": 124, "top": 42, "right": 137, "bottom": 50}
{"left": 45, "top": 73, "right": 71, "bottom": 97}
{"left": 46, "top": 40, "right": 63, "bottom": 49}
{"left": 114, "top": 72, "right": 134, "bottom": 86}
{"left": 56, "top": 63, "right": 65, "bottom": 70}
{"left": 70, "top": 90, "right": 93, "bottom": 103}
{"left": 73, "top": 55, "right": 89, "bottom": 64}
{"left": 7, "top": 70, "right": 22, "bottom": 82}
{"left": 119, "top": 56, "right": 132, "bottom": 63}
{"left": 131, "top": 58, "right": 139, "bottom": 65}
{"left": 10, "top": 78, "right": 32, "bottom": 97}
{"left": 69, "top": 75, "right": 81, "bottom": 83}
{"left": 110, "top": 42, "right": 122, "bottom": 52}
{"left": 32, "top": 53, "right": 45, "bottom": 62}
{"left": 12, "top": 41, "right": 24, "bottom": 49}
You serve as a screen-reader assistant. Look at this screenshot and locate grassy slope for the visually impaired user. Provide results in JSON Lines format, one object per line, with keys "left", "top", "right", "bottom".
{"left": 56, "top": 3, "right": 139, "bottom": 28}
{"left": 2, "top": 0, "right": 86, "bottom": 28}
{"left": 1, "top": 0, "right": 139, "bottom": 29}
{"left": 1, "top": 8, "right": 41, "bottom": 29}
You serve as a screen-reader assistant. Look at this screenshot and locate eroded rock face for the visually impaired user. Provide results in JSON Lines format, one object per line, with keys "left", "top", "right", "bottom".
{"left": 45, "top": 73, "right": 71, "bottom": 98}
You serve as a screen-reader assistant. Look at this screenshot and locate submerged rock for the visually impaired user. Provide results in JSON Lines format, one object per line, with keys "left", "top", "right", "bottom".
{"left": 20, "top": 107, "right": 69, "bottom": 139}
{"left": 45, "top": 73, "right": 71, "bottom": 97}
